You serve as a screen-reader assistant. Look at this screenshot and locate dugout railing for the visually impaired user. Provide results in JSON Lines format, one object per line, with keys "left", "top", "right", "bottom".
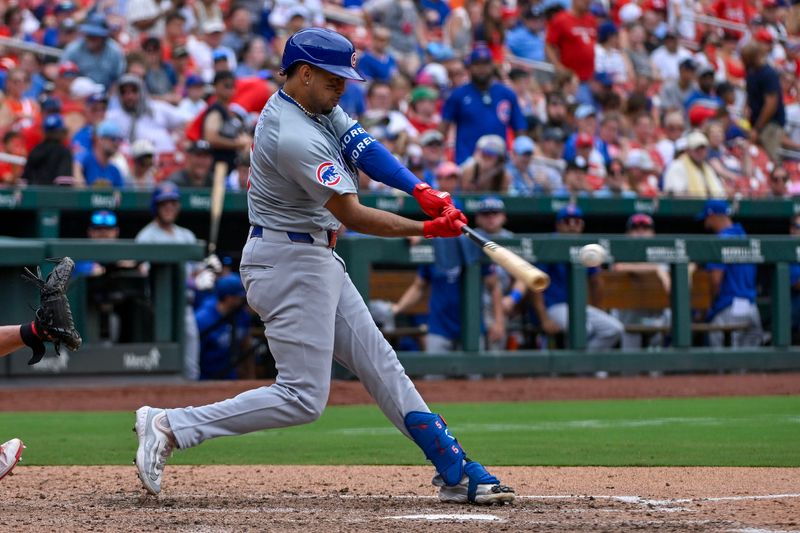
{"left": 0, "top": 239, "right": 204, "bottom": 377}
{"left": 2, "top": 188, "right": 800, "bottom": 242}
{"left": 335, "top": 235, "right": 800, "bottom": 377}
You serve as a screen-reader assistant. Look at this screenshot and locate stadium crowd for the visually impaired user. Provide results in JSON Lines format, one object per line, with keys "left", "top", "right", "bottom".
{"left": 0, "top": 0, "right": 799, "bottom": 198}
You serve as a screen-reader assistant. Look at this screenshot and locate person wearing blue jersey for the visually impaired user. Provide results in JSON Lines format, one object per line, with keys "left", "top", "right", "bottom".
{"left": 73, "top": 120, "right": 125, "bottom": 188}
{"left": 195, "top": 274, "right": 252, "bottom": 380}
{"left": 697, "top": 200, "right": 763, "bottom": 347}
{"left": 529, "top": 206, "right": 623, "bottom": 349}
{"left": 356, "top": 26, "right": 398, "bottom": 82}
{"left": 790, "top": 215, "right": 800, "bottom": 344}
{"left": 391, "top": 182, "right": 506, "bottom": 352}
{"left": 440, "top": 45, "right": 527, "bottom": 164}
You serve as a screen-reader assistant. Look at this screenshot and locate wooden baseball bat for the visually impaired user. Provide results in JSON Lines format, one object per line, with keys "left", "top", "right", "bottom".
{"left": 208, "top": 161, "right": 227, "bottom": 255}
{"left": 461, "top": 225, "right": 550, "bottom": 292}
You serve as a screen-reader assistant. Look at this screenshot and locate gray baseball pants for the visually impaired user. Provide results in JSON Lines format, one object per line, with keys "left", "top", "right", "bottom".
{"left": 166, "top": 229, "right": 429, "bottom": 449}
{"left": 547, "top": 303, "right": 624, "bottom": 350}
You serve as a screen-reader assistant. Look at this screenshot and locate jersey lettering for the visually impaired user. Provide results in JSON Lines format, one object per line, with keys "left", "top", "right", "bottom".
{"left": 316, "top": 161, "right": 343, "bottom": 186}
{"left": 340, "top": 123, "right": 376, "bottom": 164}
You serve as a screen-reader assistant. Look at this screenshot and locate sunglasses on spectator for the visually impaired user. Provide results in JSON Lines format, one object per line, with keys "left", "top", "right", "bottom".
{"left": 560, "top": 216, "right": 583, "bottom": 224}
{"left": 772, "top": 174, "right": 789, "bottom": 182}
{"left": 120, "top": 86, "right": 139, "bottom": 94}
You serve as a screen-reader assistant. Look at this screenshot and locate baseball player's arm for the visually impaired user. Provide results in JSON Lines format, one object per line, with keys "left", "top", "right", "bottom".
{"left": 392, "top": 275, "right": 428, "bottom": 316}
{"left": 708, "top": 268, "right": 724, "bottom": 298}
{"left": 0, "top": 325, "right": 25, "bottom": 357}
{"left": 588, "top": 271, "right": 603, "bottom": 307}
{"left": 339, "top": 123, "right": 454, "bottom": 217}
{"left": 486, "top": 273, "right": 507, "bottom": 343}
{"left": 325, "top": 193, "right": 464, "bottom": 238}
{"left": 532, "top": 292, "right": 561, "bottom": 335}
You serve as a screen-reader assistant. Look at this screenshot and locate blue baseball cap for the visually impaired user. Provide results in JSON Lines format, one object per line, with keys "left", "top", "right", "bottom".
{"left": 477, "top": 196, "right": 505, "bottom": 214}
{"left": 574, "top": 104, "right": 597, "bottom": 120}
{"left": 90, "top": 210, "right": 117, "bottom": 228}
{"left": 185, "top": 74, "right": 204, "bottom": 87}
{"left": 212, "top": 49, "right": 228, "bottom": 62}
{"left": 598, "top": 21, "right": 618, "bottom": 43}
{"left": 43, "top": 114, "right": 65, "bottom": 132}
{"left": 216, "top": 274, "right": 246, "bottom": 299}
{"left": 468, "top": 45, "right": 493, "bottom": 65}
{"left": 41, "top": 96, "right": 63, "bottom": 113}
{"left": 696, "top": 199, "right": 731, "bottom": 220}
{"left": 556, "top": 205, "right": 584, "bottom": 221}
{"left": 513, "top": 135, "right": 535, "bottom": 155}
{"left": 97, "top": 120, "right": 123, "bottom": 139}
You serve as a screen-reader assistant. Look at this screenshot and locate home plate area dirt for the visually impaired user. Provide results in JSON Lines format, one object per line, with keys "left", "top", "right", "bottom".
{"left": 3, "top": 466, "right": 799, "bottom": 532}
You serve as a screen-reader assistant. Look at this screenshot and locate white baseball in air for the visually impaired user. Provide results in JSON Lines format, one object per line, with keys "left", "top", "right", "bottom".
{"left": 579, "top": 244, "right": 607, "bottom": 268}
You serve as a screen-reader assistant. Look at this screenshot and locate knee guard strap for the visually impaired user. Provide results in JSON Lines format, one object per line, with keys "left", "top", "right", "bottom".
{"left": 404, "top": 411, "right": 465, "bottom": 486}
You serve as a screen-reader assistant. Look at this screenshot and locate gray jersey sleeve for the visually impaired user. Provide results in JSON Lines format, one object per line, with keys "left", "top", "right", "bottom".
{"left": 277, "top": 128, "right": 358, "bottom": 205}
{"left": 327, "top": 105, "right": 358, "bottom": 139}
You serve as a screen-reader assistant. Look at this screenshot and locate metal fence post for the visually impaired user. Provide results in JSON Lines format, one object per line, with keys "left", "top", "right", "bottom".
{"left": 461, "top": 260, "right": 482, "bottom": 352}
{"left": 670, "top": 263, "right": 691, "bottom": 348}
{"left": 772, "top": 262, "right": 791, "bottom": 348}
{"left": 568, "top": 263, "right": 587, "bottom": 349}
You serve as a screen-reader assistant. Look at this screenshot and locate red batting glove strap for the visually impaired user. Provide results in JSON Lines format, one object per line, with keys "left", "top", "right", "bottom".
{"left": 413, "top": 183, "right": 454, "bottom": 219}
{"left": 423, "top": 207, "right": 466, "bottom": 238}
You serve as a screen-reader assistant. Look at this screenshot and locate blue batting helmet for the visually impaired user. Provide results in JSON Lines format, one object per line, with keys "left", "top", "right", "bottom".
{"left": 151, "top": 182, "right": 181, "bottom": 214}
{"left": 280, "top": 28, "right": 364, "bottom": 81}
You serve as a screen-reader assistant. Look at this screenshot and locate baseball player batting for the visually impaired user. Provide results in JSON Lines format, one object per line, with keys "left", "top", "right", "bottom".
{"left": 134, "top": 28, "right": 515, "bottom": 505}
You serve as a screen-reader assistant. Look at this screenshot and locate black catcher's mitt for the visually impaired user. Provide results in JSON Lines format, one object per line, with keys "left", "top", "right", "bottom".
{"left": 21, "top": 257, "right": 82, "bottom": 364}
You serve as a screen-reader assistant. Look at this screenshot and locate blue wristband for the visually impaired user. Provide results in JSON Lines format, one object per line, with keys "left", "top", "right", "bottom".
{"left": 509, "top": 289, "right": 523, "bottom": 304}
{"left": 340, "top": 122, "right": 420, "bottom": 195}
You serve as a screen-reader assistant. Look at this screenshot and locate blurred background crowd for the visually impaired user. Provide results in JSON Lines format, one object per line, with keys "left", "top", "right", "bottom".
{"left": 1, "top": 0, "right": 800, "bottom": 199}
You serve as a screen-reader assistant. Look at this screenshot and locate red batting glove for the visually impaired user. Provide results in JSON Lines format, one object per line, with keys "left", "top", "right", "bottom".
{"left": 413, "top": 183, "right": 454, "bottom": 219}
{"left": 423, "top": 206, "right": 467, "bottom": 238}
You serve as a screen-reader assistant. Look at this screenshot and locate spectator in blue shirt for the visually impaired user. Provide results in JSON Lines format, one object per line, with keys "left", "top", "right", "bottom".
{"left": 697, "top": 199, "right": 763, "bottom": 347}
{"left": 683, "top": 65, "right": 723, "bottom": 111}
{"left": 506, "top": 5, "right": 546, "bottom": 62}
{"left": 790, "top": 215, "right": 800, "bottom": 344}
{"left": 529, "top": 206, "right": 623, "bottom": 349}
{"left": 71, "top": 92, "right": 108, "bottom": 156}
{"left": 507, "top": 135, "right": 542, "bottom": 196}
{"left": 61, "top": 13, "right": 126, "bottom": 90}
{"left": 74, "top": 120, "right": 125, "bottom": 188}
{"left": 196, "top": 274, "right": 252, "bottom": 380}
{"left": 357, "top": 26, "right": 398, "bottom": 82}
{"left": 441, "top": 45, "right": 527, "bottom": 164}
{"left": 742, "top": 41, "right": 786, "bottom": 163}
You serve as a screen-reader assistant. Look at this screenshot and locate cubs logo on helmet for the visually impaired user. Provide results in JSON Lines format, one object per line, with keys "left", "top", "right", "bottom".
{"left": 316, "top": 162, "right": 342, "bottom": 186}
{"left": 280, "top": 27, "right": 365, "bottom": 81}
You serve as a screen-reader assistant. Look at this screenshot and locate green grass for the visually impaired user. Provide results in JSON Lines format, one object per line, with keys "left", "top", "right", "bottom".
{"left": 2, "top": 396, "right": 799, "bottom": 466}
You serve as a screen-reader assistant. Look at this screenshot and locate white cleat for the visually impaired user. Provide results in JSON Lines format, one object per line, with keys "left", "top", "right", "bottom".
{"left": 134, "top": 406, "right": 175, "bottom": 495}
{"left": 432, "top": 461, "right": 516, "bottom": 505}
{"left": 0, "top": 438, "right": 25, "bottom": 481}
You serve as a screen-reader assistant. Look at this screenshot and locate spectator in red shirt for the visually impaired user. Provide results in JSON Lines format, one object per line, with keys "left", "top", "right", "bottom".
{"left": 711, "top": 0, "right": 758, "bottom": 35}
{"left": 545, "top": 0, "right": 597, "bottom": 105}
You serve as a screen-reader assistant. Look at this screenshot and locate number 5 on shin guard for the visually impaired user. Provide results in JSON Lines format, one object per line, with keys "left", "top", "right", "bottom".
{"left": 404, "top": 411, "right": 465, "bottom": 486}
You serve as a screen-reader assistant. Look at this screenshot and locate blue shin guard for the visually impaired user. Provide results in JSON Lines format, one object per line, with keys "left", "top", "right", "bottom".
{"left": 404, "top": 411, "right": 465, "bottom": 486}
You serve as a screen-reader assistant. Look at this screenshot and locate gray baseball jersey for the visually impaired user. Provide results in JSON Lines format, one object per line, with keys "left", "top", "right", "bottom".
{"left": 165, "top": 90, "right": 429, "bottom": 448}
{"left": 247, "top": 93, "right": 359, "bottom": 233}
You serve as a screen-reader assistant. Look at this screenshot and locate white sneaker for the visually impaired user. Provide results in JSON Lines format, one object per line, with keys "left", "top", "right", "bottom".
{"left": 0, "top": 438, "right": 25, "bottom": 481}
{"left": 432, "top": 461, "right": 516, "bottom": 505}
{"left": 134, "top": 406, "right": 175, "bottom": 495}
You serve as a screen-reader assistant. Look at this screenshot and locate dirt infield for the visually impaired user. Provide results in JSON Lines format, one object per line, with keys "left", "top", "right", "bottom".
{"left": 2, "top": 373, "right": 799, "bottom": 531}
{"left": 4, "top": 466, "right": 799, "bottom": 532}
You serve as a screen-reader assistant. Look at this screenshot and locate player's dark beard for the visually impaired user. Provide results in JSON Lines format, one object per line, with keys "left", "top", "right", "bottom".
{"left": 472, "top": 73, "right": 492, "bottom": 88}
